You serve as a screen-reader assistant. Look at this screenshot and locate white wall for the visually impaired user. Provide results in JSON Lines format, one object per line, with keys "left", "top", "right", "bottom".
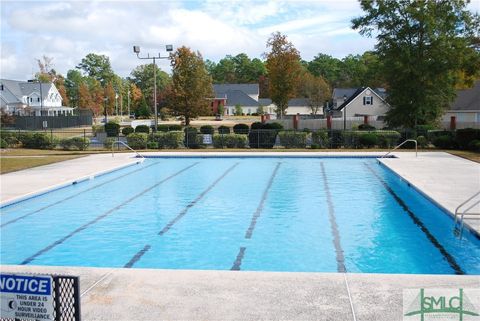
{"left": 343, "top": 89, "right": 389, "bottom": 118}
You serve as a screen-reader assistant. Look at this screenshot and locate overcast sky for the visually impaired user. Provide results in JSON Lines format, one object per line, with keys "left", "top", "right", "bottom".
{"left": 1, "top": 0, "right": 479, "bottom": 81}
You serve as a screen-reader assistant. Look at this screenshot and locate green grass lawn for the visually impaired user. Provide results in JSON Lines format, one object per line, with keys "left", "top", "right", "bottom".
{"left": 0, "top": 155, "right": 85, "bottom": 174}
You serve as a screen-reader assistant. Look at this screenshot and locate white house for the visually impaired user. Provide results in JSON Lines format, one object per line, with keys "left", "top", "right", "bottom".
{"left": 212, "top": 84, "right": 316, "bottom": 116}
{"left": 332, "top": 87, "right": 389, "bottom": 119}
{"left": 0, "top": 79, "right": 74, "bottom": 116}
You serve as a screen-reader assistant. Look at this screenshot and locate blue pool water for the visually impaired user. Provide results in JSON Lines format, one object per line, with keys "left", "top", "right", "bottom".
{"left": 1, "top": 157, "right": 479, "bottom": 274}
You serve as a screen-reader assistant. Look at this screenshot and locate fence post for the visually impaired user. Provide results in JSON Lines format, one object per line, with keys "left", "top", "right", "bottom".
{"left": 327, "top": 115, "right": 332, "bottom": 130}
{"left": 257, "top": 130, "right": 260, "bottom": 149}
{"left": 50, "top": 129, "right": 53, "bottom": 142}
{"left": 83, "top": 129, "right": 86, "bottom": 142}
{"left": 450, "top": 116, "right": 456, "bottom": 130}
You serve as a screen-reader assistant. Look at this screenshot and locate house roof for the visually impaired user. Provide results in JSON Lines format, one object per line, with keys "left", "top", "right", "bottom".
{"left": 224, "top": 90, "right": 259, "bottom": 107}
{"left": 451, "top": 80, "right": 480, "bottom": 111}
{"left": 288, "top": 98, "right": 309, "bottom": 107}
{"left": 332, "top": 86, "right": 388, "bottom": 111}
{"left": 332, "top": 88, "right": 358, "bottom": 101}
{"left": 213, "top": 84, "right": 259, "bottom": 96}
{"left": 258, "top": 98, "right": 272, "bottom": 106}
{"left": 1, "top": 79, "right": 53, "bottom": 102}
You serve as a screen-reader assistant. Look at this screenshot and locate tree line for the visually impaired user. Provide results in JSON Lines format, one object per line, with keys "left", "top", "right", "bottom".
{"left": 34, "top": 0, "right": 479, "bottom": 128}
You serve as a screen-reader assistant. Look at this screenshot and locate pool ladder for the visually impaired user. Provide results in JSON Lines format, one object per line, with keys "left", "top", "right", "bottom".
{"left": 111, "top": 140, "right": 145, "bottom": 162}
{"left": 453, "top": 190, "right": 480, "bottom": 237}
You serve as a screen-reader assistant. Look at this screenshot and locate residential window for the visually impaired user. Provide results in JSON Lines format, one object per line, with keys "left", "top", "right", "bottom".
{"left": 30, "top": 97, "right": 33, "bottom": 102}
{"left": 38, "top": 98, "right": 40, "bottom": 102}
{"left": 363, "top": 96, "right": 373, "bottom": 105}
{"left": 0, "top": 84, "right": 3, "bottom": 91}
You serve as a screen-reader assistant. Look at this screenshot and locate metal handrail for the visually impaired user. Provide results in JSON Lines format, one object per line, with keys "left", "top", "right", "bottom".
{"left": 381, "top": 139, "right": 417, "bottom": 158}
{"left": 111, "top": 140, "right": 145, "bottom": 161}
{"left": 454, "top": 191, "right": 480, "bottom": 233}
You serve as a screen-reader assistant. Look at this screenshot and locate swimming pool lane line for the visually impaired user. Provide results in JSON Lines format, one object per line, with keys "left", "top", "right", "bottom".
{"left": 230, "top": 247, "right": 246, "bottom": 271}
{"left": 244, "top": 162, "right": 281, "bottom": 239}
{"left": 124, "top": 162, "right": 240, "bottom": 268}
{"left": 320, "top": 162, "right": 346, "bottom": 273}
{"left": 0, "top": 161, "right": 162, "bottom": 229}
{"left": 19, "top": 162, "right": 200, "bottom": 265}
{"left": 364, "top": 163, "right": 465, "bottom": 275}
{"left": 229, "top": 163, "right": 282, "bottom": 271}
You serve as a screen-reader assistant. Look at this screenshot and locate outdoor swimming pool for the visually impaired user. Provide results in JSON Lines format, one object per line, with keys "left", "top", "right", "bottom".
{"left": 1, "top": 157, "right": 479, "bottom": 274}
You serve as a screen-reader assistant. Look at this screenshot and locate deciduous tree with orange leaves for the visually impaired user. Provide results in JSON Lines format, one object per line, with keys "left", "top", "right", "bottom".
{"left": 264, "top": 32, "right": 303, "bottom": 118}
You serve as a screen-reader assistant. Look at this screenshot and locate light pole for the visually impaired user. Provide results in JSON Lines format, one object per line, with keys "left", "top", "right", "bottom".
{"left": 133, "top": 45, "right": 173, "bottom": 132}
{"left": 103, "top": 97, "right": 108, "bottom": 124}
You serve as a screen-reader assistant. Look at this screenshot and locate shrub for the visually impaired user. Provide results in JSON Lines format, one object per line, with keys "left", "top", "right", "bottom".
{"left": 278, "top": 131, "right": 308, "bottom": 148}
{"left": 455, "top": 128, "right": 480, "bottom": 150}
{"left": 248, "top": 122, "right": 282, "bottom": 148}
{"left": 200, "top": 125, "right": 214, "bottom": 134}
{"left": 135, "top": 125, "right": 150, "bottom": 134}
{"left": 328, "top": 130, "right": 344, "bottom": 149}
{"left": 146, "top": 141, "right": 159, "bottom": 149}
{"left": 212, "top": 134, "right": 248, "bottom": 148}
{"left": 432, "top": 135, "right": 455, "bottom": 149}
{"left": 233, "top": 123, "right": 249, "bottom": 134}
{"left": 153, "top": 131, "right": 184, "bottom": 149}
{"left": 157, "top": 124, "right": 182, "bottom": 132}
{"left": 0, "top": 138, "right": 7, "bottom": 149}
{"left": 428, "top": 130, "right": 453, "bottom": 142}
{"left": 376, "top": 131, "right": 401, "bottom": 148}
{"left": 358, "top": 133, "right": 378, "bottom": 148}
{"left": 264, "top": 122, "right": 284, "bottom": 130}
{"left": 122, "top": 126, "right": 134, "bottom": 136}
{"left": 468, "top": 139, "right": 480, "bottom": 152}
{"left": 92, "top": 124, "right": 104, "bottom": 135}
{"left": 21, "top": 132, "right": 56, "bottom": 149}
{"left": 415, "top": 124, "right": 435, "bottom": 137}
{"left": 60, "top": 137, "right": 90, "bottom": 150}
{"left": 358, "top": 124, "right": 376, "bottom": 131}
{"left": 105, "top": 121, "right": 120, "bottom": 137}
{"left": 104, "top": 137, "right": 116, "bottom": 149}
{"left": 127, "top": 133, "right": 148, "bottom": 149}
{"left": 311, "top": 130, "right": 329, "bottom": 148}
{"left": 416, "top": 135, "right": 428, "bottom": 148}
{"left": 218, "top": 126, "right": 230, "bottom": 134}
{"left": 1, "top": 131, "right": 19, "bottom": 147}
{"left": 184, "top": 127, "right": 200, "bottom": 148}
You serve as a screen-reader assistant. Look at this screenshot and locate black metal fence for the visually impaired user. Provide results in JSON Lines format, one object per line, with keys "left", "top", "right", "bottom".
{"left": 1, "top": 128, "right": 422, "bottom": 150}
{"left": 14, "top": 116, "right": 92, "bottom": 130}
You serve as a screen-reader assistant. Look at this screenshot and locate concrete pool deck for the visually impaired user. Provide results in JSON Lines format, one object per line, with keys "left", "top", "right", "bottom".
{"left": 0, "top": 152, "right": 142, "bottom": 206}
{"left": 1, "top": 151, "right": 479, "bottom": 320}
{"left": 2, "top": 264, "right": 479, "bottom": 321}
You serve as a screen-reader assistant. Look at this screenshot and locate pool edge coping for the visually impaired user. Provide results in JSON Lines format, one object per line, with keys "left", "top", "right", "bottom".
{"left": 377, "top": 158, "right": 480, "bottom": 240}
{"left": 0, "top": 157, "right": 143, "bottom": 208}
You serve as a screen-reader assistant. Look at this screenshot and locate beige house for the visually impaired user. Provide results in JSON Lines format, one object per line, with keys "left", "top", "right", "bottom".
{"left": 332, "top": 87, "right": 389, "bottom": 119}
{"left": 442, "top": 80, "right": 480, "bottom": 124}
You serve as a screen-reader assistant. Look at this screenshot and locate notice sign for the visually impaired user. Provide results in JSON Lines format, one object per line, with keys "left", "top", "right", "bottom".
{"left": 203, "top": 134, "right": 213, "bottom": 145}
{"left": 0, "top": 273, "right": 54, "bottom": 320}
